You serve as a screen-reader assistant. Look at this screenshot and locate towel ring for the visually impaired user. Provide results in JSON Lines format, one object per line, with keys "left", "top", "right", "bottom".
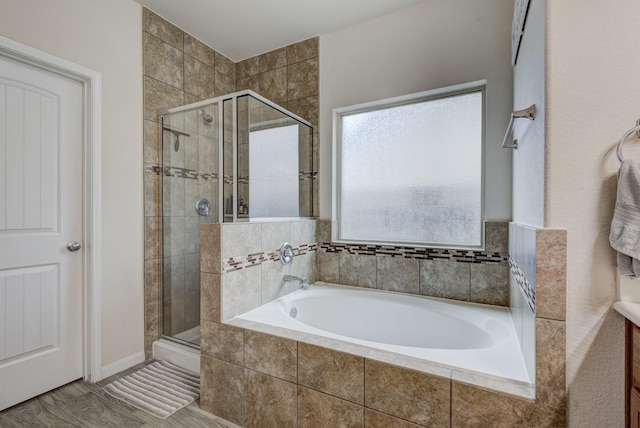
{"left": 617, "top": 124, "right": 640, "bottom": 162}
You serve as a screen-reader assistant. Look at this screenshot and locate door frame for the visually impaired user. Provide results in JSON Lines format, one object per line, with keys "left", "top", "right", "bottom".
{"left": 0, "top": 35, "right": 103, "bottom": 382}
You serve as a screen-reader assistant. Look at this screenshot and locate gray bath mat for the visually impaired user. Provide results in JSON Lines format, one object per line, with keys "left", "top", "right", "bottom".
{"left": 103, "top": 360, "right": 200, "bottom": 419}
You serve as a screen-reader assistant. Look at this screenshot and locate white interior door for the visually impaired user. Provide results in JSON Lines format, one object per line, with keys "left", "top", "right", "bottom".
{"left": 0, "top": 55, "right": 83, "bottom": 410}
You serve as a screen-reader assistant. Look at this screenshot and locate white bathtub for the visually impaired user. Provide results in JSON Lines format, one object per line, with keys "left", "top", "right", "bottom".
{"left": 229, "top": 282, "right": 532, "bottom": 397}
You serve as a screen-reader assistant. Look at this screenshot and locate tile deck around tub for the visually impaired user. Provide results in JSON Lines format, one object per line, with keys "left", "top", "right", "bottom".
{"left": 226, "top": 283, "right": 535, "bottom": 400}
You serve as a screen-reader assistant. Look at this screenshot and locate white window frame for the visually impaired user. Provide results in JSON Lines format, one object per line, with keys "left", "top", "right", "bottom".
{"left": 332, "top": 80, "right": 487, "bottom": 249}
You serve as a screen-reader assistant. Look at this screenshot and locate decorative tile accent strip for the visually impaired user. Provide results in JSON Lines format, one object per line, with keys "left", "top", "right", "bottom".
{"left": 319, "top": 242, "right": 507, "bottom": 265}
{"left": 509, "top": 256, "right": 535, "bottom": 312}
{"left": 144, "top": 164, "right": 218, "bottom": 181}
{"left": 223, "top": 175, "right": 234, "bottom": 185}
{"left": 222, "top": 243, "right": 318, "bottom": 273}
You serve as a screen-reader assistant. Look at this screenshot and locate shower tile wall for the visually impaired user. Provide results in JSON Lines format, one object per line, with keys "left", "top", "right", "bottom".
{"left": 236, "top": 38, "right": 320, "bottom": 218}
{"left": 143, "top": 9, "right": 320, "bottom": 355}
{"left": 143, "top": 8, "right": 236, "bottom": 356}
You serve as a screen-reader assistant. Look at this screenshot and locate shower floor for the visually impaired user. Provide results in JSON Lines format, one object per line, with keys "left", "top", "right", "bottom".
{"left": 173, "top": 325, "right": 201, "bottom": 346}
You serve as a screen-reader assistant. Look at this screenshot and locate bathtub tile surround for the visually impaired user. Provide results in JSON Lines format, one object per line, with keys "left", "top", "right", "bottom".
{"left": 365, "top": 360, "right": 450, "bottom": 427}
{"left": 420, "top": 259, "right": 471, "bottom": 301}
{"left": 365, "top": 409, "right": 424, "bottom": 428}
{"left": 298, "top": 387, "right": 363, "bottom": 428}
{"left": 298, "top": 342, "right": 364, "bottom": 404}
{"left": 244, "top": 330, "right": 297, "bottom": 382}
{"left": 245, "top": 370, "right": 297, "bottom": 428}
{"left": 451, "top": 382, "right": 565, "bottom": 427}
{"left": 316, "top": 220, "right": 509, "bottom": 306}
{"left": 200, "top": 356, "right": 245, "bottom": 425}
{"left": 376, "top": 256, "right": 420, "bottom": 294}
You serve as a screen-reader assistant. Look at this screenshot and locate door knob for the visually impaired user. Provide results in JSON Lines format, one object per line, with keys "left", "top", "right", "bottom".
{"left": 66, "top": 241, "right": 82, "bottom": 252}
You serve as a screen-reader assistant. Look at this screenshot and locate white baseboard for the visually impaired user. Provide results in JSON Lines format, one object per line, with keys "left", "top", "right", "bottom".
{"left": 101, "top": 351, "right": 146, "bottom": 379}
{"left": 153, "top": 340, "right": 200, "bottom": 374}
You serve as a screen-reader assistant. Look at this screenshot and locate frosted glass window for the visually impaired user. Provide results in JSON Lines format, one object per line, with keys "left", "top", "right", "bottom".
{"left": 249, "top": 125, "right": 299, "bottom": 217}
{"left": 336, "top": 88, "right": 483, "bottom": 247}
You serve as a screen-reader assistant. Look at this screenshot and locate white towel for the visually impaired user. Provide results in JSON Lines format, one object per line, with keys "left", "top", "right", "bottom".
{"left": 610, "top": 159, "right": 640, "bottom": 278}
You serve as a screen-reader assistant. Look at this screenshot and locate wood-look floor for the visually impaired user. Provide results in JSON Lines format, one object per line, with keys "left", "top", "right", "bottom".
{"left": 0, "top": 360, "right": 237, "bottom": 428}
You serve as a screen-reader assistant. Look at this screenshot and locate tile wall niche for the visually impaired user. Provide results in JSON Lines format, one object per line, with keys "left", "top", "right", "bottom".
{"left": 142, "top": 6, "right": 320, "bottom": 358}
{"left": 316, "top": 220, "right": 510, "bottom": 306}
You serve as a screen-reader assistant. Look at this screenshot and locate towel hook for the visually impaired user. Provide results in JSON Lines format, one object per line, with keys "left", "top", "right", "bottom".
{"left": 617, "top": 123, "right": 640, "bottom": 163}
{"left": 501, "top": 104, "right": 536, "bottom": 149}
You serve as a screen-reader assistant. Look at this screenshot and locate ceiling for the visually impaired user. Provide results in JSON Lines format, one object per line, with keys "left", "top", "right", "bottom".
{"left": 134, "top": 0, "right": 427, "bottom": 61}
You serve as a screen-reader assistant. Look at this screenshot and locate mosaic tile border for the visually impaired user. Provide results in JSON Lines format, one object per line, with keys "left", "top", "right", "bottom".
{"left": 222, "top": 243, "right": 317, "bottom": 273}
{"left": 319, "top": 242, "right": 507, "bottom": 264}
{"left": 509, "top": 256, "right": 535, "bottom": 312}
{"left": 145, "top": 164, "right": 219, "bottom": 181}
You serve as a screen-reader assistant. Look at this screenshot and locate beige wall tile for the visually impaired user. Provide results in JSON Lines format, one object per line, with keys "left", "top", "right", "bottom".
{"left": 291, "top": 252, "right": 316, "bottom": 285}
{"left": 288, "top": 96, "right": 318, "bottom": 127}
{"left": 237, "top": 75, "right": 260, "bottom": 92}
{"left": 291, "top": 219, "right": 317, "bottom": 247}
{"left": 259, "top": 47, "right": 287, "bottom": 72}
{"left": 365, "top": 360, "right": 449, "bottom": 427}
{"left": 221, "top": 265, "right": 261, "bottom": 319}
{"left": 215, "top": 70, "right": 236, "bottom": 97}
{"left": 237, "top": 56, "right": 259, "bottom": 79}
{"left": 376, "top": 256, "right": 420, "bottom": 294}
{"left": 298, "top": 386, "right": 363, "bottom": 428}
{"left": 340, "top": 253, "right": 376, "bottom": 288}
{"left": 183, "top": 33, "right": 215, "bottom": 67}
{"left": 536, "top": 318, "right": 566, "bottom": 410}
{"left": 200, "top": 356, "right": 245, "bottom": 426}
{"left": 261, "top": 260, "right": 292, "bottom": 303}
{"left": 201, "top": 223, "right": 221, "bottom": 274}
{"left": 419, "top": 259, "right": 470, "bottom": 301}
{"left": 215, "top": 51, "right": 236, "bottom": 80}
{"left": 144, "top": 300, "right": 160, "bottom": 358}
{"left": 298, "top": 342, "right": 364, "bottom": 404}
{"left": 245, "top": 370, "right": 297, "bottom": 428}
{"left": 221, "top": 222, "right": 262, "bottom": 259}
{"left": 143, "top": 8, "right": 183, "bottom": 50}
{"left": 365, "top": 409, "right": 424, "bottom": 428}
{"left": 144, "top": 33, "right": 184, "bottom": 90}
{"left": 144, "top": 216, "right": 161, "bottom": 260}
{"left": 143, "top": 120, "right": 159, "bottom": 164}
{"left": 201, "top": 320, "right": 243, "bottom": 365}
{"left": 318, "top": 251, "right": 340, "bottom": 283}
{"left": 261, "top": 221, "right": 291, "bottom": 253}
{"left": 201, "top": 272, "right": 221, "bottom": 322}
{"left": 469, "top": 263, "right": 509, "bottom": 306}
{"left": 144, "top": 172, "right": 160, "bottom": 216}
{"left": 244, "top": 330, "right": 297, "bottom": 382}
{"left": 144, "top": 76, "right": 184, "bottom": 121}
{"left": 287, "top": 58, "right": 319, "bottom": 100}
{"left": 184, "top": 55, "right": 216, "bottom": 99}
{"left": 485, "top": 221, "right": 509, "bottom": 253}
{"left": 317, "top": 219, "right": 331, "bottom": 243}
{"left": 451, "top": 382, "right": 565, "bottom": 427}
{"left": 287, "top": 37, "right": 319, "bottom": 64}
{"left": 259, "top": 68, "right": 287, "bottom": 103}
{"left": 536, "top": 229, "right": 567, "bottom": 321}
{"left": 144, "top": 258, "right": 160, "bottom": 304}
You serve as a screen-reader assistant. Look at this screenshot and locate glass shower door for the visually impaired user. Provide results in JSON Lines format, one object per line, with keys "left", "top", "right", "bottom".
{"left": 160, "top": 105, "right": 219, "bottom": 346}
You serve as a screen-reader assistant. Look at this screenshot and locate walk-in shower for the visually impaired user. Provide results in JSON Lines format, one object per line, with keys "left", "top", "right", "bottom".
{"left": 159, "top": 90, "right": 314, "bottom": 347}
